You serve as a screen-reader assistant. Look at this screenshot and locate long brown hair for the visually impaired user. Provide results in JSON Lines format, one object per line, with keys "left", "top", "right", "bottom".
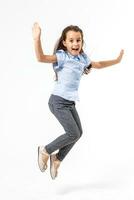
{"left": 53, "top": 25, "right": 84, "bottom": 81}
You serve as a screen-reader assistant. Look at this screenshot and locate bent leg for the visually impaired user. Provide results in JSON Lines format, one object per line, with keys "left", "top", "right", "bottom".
{"left": 45, "top": 101, "right": 81, "bottom": 157}
{"left": 56, "top": 104, "right": 83, "bottom": 161}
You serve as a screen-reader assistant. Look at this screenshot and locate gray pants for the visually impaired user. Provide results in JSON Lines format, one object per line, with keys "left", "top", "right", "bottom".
{"left": 45, "top": 94, "right": 83, "bottom": 161}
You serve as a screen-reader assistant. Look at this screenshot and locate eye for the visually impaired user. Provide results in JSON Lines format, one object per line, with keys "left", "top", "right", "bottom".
{"left": 77, "top": 39, "right": 81, "bottom": 42}
{"left": 70, "top": 39, "right": 73, "bottom": 43}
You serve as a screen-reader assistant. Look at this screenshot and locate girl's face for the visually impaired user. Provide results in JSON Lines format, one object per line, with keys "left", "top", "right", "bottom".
{"left": 63, "top": 31, "right": 83, "bottom": 56}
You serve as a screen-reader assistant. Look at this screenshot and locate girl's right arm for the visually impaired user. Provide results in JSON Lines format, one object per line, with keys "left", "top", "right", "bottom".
{"left": 32, "top": 23, "right": 57, "bottom": 63}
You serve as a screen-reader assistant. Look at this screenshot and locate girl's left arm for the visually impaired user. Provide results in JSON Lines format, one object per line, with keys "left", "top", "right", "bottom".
{"left": 91, "top": 49, "right": 124, "bottom": 69}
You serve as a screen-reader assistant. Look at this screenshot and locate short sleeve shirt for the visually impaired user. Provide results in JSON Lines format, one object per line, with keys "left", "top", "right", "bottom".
{"left": 52, "top": 50, "right": 91, "bottom": 101}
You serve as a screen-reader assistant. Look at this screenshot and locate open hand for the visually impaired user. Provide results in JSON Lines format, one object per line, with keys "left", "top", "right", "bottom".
{"left": 32, "top": 22, "right": 41, "bottom": 40}
{"left": 117, "top": 49, "right": 124, "bottom": 63}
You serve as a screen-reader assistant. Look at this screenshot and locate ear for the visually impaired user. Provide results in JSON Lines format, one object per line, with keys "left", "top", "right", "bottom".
{"left": 63, "top": 40, "right": 67, "bottom": 47}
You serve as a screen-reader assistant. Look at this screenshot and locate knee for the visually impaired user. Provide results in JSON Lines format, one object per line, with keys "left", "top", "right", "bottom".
{"left": 68, "top": 129, "right": 82, "bottom": 141}
{"left": 79, "top": 128, "right": 83, "bottom": 138}
{"left": 77, "top": 130, "right": 83, "bottom": 141}
{"left": 78, "top": 127, "right": 83, "bottom": 139}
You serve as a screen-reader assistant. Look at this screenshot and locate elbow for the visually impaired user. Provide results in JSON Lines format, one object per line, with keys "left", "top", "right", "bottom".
{"left": 37, "top": 57, "right": 43, "bottom": 62}
{"left": 37, "top": 55, "right": 44, "bottom": 62}
{"left": 36, "top": 55, "right": 48, "bottom": 63}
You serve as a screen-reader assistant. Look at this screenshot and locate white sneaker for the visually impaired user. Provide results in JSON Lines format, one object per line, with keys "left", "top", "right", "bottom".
{"left": 38, "top": 146, "right": 49, "bottom": 172}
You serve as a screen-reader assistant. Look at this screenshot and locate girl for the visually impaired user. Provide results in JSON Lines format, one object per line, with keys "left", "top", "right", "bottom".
{"left": 32, "top": 22, "right": 124, "bottom": 180}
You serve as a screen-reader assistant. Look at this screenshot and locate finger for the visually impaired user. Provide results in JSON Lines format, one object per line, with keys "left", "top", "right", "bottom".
{"left": 33, "top": 22, "right": 40, "bottom": 29}
{"left": 34, "top": 22, "right": 38, "bottom": 26}
{"left": 85, "top": 70, "right": 89, "bottom": 74}
{"left": 120, "top": 49, "right": 124, "bottom": 55}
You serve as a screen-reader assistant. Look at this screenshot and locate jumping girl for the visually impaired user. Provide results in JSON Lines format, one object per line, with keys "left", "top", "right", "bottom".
{"left": 32, "top": 22, "right": 124, "bottom": 179}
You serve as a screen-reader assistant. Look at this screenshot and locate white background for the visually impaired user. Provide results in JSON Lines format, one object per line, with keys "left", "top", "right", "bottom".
{"left": 0, "top": 0, "right": 134, "bottom": 199}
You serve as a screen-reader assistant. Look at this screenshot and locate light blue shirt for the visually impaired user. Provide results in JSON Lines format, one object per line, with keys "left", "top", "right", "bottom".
{"left": 52, "top": 50, "right": 91, "bottom": 101}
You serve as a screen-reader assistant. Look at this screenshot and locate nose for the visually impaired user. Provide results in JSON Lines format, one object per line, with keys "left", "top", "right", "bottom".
{"left": 73, "top": 41, "right": 79, "bottom": 46}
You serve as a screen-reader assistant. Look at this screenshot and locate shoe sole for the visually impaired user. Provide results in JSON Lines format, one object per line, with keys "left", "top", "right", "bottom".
{"left": 50, "top": 155, "right": 56, "bottom": 180}
{"left": 38, "top": 146, "right": 46, "bottom": 172}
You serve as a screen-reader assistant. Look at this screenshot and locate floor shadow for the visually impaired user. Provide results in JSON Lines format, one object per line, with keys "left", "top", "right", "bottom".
{"left": 57, "top": 181, "right": 122, "bottom": 195}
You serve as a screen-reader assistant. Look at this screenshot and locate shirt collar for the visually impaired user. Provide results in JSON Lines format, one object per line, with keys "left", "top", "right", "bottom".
{"left": 67, "top": 51, "right": 81, "bottom": 61}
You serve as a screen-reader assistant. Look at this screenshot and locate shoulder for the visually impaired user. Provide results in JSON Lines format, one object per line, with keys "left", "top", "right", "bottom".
{"left": 81, "top": 52, "right": 89, "bottom": 60}
{"left": 55, "top": 49, "right": 67, "bottom": 60}
{"left": 80, "top": 52, "right": 91, "bottom": 65}
{"left": 56, "top": 49, "right": 66, "bottom": 55}
{"left": 54, "top": 50, "right": 67, "bottom": 68}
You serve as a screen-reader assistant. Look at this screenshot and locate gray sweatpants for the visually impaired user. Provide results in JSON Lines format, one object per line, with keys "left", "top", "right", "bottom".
{"left": 45, "top": 94, "right": 83, "bottom": 161}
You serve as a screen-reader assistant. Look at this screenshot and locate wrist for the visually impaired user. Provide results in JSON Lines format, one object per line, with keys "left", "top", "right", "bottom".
{"left": 116, "top": 57, "right": 121, "bottom": 64}
{"left": 33, "top": 37, "right": 40, "bottom": 41}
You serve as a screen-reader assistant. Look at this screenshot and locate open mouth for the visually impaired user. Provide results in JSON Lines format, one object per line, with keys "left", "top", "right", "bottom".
{"left": 72, "top": 48, "right": 79, "bottom": 51}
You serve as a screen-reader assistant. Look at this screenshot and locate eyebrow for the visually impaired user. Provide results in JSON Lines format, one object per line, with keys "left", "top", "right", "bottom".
{"left": 69, "top": 37, "right": 82, "bottom": 40}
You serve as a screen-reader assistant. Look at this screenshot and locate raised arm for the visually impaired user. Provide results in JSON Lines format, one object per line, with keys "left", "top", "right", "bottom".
{"left": 91, "top": 49, "right": 124, "bottom": 69}
{"left": 32, "top": 22, "right": 57, "bottom": 63}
